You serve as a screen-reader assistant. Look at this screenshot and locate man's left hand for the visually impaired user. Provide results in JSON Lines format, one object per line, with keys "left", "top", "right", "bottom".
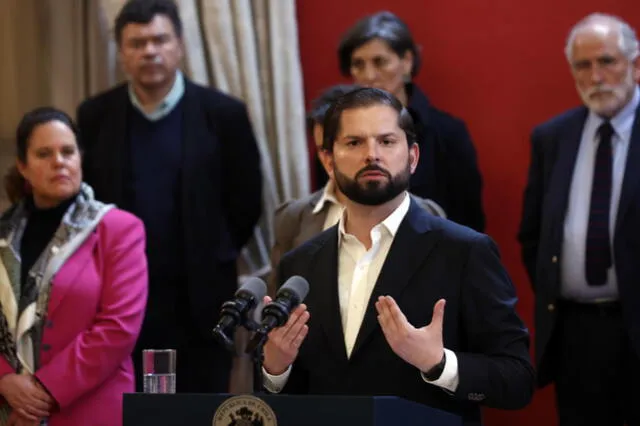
{"left": 375, "top": 296, "right": 446, "bottom": 372}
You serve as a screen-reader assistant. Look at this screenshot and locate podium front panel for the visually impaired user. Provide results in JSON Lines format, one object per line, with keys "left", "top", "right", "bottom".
{"left": 123, "top": 393, "right": 463, "bottom": 426}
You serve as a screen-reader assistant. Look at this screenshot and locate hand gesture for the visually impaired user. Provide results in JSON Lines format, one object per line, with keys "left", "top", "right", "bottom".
{"left": 376, "top": 296, "right": 446, "bottom": 372}
{"left": 262, "top": 296, "right": 310, "bottom": 375}
{"left": 0, "top": 374, "right": 53, "bottom": 421}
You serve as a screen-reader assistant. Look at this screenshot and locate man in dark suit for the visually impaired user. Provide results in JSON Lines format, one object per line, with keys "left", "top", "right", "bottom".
{"left": 270, "top": 84, "right": 445, "bottom": 293}
{"left": 518, "top": 13, "right": 640, "bottom": 426}
{"left": 262, "top": 88, "right": 534, "bottom": 425}
{"left": 76, "top": 0, "right": 262, "bottom": 393}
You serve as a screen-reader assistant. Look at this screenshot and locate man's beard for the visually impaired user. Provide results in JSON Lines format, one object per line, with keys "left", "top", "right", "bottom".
{"left": 577, "top": 65, "right": 636, "bottom": 117}
{"left": 334, "top": 162, "right": 411, "bottom": 206}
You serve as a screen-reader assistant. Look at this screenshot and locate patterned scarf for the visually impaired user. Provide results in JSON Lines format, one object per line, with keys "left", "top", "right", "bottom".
{"left": 0, "top": 183, "right": 113, "bottom": 424}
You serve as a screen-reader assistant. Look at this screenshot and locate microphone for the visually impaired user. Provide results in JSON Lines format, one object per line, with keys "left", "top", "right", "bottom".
{"left": 246, "top": 276, "right": 309, "bottom": 353}
{"left": 213, "top": 277, "right": 267, "bottom": 353}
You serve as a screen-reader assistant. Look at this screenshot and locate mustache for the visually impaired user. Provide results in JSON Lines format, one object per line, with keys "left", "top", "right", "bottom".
{"left": 585, "top": 84, "right": 619, "bottom": 97}
{"left": 140, "top": 57, "right": 163, "bottom": 66}
{"left": 355, "top": 165, "right": 391, "bottom": 179}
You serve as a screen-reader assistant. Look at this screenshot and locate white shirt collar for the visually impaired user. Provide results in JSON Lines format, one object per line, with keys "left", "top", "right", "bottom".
{"left": 338, "top": 191, "right": 411, "bottom": 242}
{"left": 588, "top": 84, "right": 640, "bottom": 138}
{"left": 312, "top": 180, "right": 342, "bottom": 214}
{"left": 128, "top": 70, "right": 185, "bottom": 121}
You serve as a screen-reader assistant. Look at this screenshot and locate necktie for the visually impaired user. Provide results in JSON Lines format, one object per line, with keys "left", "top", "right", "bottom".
{"left": 585, "top": 121, "right": 614, "bottom": 286}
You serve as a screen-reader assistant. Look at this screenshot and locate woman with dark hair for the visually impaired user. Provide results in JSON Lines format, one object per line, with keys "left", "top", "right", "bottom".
{"left": 0, "top": 107, "right": 148, "bottom": 426}
{"left": 338, "top": 11, "right": 486, "bottom": 232}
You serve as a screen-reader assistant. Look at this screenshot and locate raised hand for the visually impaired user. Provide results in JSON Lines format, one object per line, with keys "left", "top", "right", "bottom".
{"left": 376, "top": 295, "right": 446, "bottom": 372}
{"left": 262, "top": 295, "right": 310, "bottom": 375}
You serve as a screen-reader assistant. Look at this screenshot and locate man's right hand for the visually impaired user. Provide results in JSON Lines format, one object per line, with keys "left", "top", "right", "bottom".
{"left": 262, "top": 296, "right": 310, "bottom": 375}
{"left": 0, "top": 374, "right": 53, "bottom": 421}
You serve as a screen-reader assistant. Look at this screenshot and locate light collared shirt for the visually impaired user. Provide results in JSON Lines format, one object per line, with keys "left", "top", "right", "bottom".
{"left": 561, "top": 85, "right": 640, "bottom": 302}
{"left": 128, "top": 70, "right": 185, "bottom": 121}
{"left": 264, "top": 192, "right": 459, "bottom": 393}
{"left": 311, "top": 180, "right": 345, "bottom": 231}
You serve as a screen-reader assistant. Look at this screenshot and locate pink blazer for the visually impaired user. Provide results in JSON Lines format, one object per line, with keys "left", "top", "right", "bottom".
{"left": 0, "top": 208, "right": 148, "bottom": 426}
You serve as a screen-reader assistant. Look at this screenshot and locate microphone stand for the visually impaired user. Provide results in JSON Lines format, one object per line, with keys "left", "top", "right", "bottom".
{"left": 251, "top": 337, "right": 265, "bottom": 394}
{"left": 241, "top": 317, "right": 266, "bottom": 394}
{"left": 213, "top": 311, "right": 266, "bottom": 393}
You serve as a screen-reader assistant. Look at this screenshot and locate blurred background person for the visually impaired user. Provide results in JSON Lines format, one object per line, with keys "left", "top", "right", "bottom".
{"left": 0, "top": 107, "right": 147, "bottom": 426}
{"left": 75, "top": 0, "right": 262, "bottom": 393}
{"left": 336, "top": 11, "right": 485, "bottom": 232}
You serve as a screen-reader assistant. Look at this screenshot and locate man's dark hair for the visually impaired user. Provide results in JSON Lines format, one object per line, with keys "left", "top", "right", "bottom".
{"left": 322, "top": 87, "right": 416, "bottom": 152}
{"left": 306, "top": 84, "right": 361, "bottom": 134}
{"left": 337, "top": 11, "right": 421, "bottom": 78}
{"left": 114, "top": 0, "right": 183, "bottom": 45}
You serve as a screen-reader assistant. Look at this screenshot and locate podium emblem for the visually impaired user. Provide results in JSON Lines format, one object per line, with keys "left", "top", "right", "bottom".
{"left": 213, "top": 395, "right": 277, "bottom": 426}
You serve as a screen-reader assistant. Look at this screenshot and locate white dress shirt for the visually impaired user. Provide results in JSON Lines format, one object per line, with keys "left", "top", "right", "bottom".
{"left": 561, "top": 86, "right": 639, "bottom": 302}
{"left": 264, "top": 192, "right": 459, "bottom": 393}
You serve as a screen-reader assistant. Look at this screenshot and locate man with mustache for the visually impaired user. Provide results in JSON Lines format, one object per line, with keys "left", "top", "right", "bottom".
{"left": 518, "top": 13, "right": 640, "bottom": 426}
{"left": 75, "top": 0, "right": 262, "bottom": 394}
{"left": 262, "top": 87, "right": 534, "bottom": 425}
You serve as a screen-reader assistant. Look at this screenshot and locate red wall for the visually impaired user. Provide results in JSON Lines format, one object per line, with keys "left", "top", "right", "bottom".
{"left": 297, "top": 2, "right": 640, "bottom": 425}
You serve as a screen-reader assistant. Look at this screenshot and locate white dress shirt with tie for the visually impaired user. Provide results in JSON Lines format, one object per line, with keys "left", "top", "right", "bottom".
{"left": 561, "top": 86, "right": 639, "bottom": 302}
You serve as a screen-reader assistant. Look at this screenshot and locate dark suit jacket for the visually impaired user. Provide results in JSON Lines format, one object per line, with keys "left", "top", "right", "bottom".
{"left": 407, "top": 84, "right": 485, "bottom": 232}
{"left": 275, "top": 200, "right": 534, "bottom": 424}
{"left": 76, "top": 79, "right": 262, "bottom": 337}
{"left": 268, "top": 190, "right": 446, "bottom": 295}
{"left": 517, "top": 102, "right": 640, "bottom": 387}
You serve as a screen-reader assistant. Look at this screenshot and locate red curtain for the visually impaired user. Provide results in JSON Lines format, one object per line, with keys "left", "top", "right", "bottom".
{"left": 296, "top": 1, "right": 640, "bottom": 425}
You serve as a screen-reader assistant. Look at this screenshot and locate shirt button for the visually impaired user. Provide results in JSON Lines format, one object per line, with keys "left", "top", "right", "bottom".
{"left": 547, "top": 304, "right": 555, "bottom": 312}
{"left": 42, "top": 344, "right": 51, "bottom": 351}
{"left": 551, "top": 256, "right": 558, "bottom": 264}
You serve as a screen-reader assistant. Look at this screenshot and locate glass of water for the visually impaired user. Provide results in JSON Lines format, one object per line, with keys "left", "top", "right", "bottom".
{"left": 142, "top": 349, "right": 176, "bottom": 393}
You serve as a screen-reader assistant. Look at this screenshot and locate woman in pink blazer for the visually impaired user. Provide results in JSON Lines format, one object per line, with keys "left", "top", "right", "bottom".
{"left": 0, "top": 107, "right": 148, "bottom": 426}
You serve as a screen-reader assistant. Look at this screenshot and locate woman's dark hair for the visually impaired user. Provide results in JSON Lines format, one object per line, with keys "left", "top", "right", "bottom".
{"left": 322, "top": 87, "right": 416, "bottom": 152}
{"left": 15, "top": 107, "right": 78, "bottom": 163}
{"left": 114, "top": 0, "right": 183, "bottom": 45}
{"left": 5, "top": 107, "right": 79, "bottom": 203}
{"left": 338, "top": 11, "right": 421, "bottom": 78}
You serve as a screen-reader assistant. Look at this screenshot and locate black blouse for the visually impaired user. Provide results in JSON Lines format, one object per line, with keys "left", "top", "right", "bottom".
{"left": 20, "top": 195, "right": 76, "bottom": 290}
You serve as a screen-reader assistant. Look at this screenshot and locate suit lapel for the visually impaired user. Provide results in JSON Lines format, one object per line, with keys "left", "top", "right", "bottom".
{"left": 615, "top": 104, "right": 640, "bottom": 231}
{"left": 180, "top": 81, "right": 214, "bottom": 225}
{"left": 181, "top": 82, "right": 200, "bottom": 202}
{"left": 296, "top": 193, "right": 329, "bottom": 246}
{"left": 546, "top": 109, "right": 588, "bottom": 228}
{"left": 350, "top": 201, "right": 438, "bottom": 358}
{"left": 47, "top": 234, "right": 98, "bottom": 318}
{"left": 99, "top": 86, "right": 128, "bottom": 205}
{"left": 309, "top": 229, "right": 349, "bottom": 364}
